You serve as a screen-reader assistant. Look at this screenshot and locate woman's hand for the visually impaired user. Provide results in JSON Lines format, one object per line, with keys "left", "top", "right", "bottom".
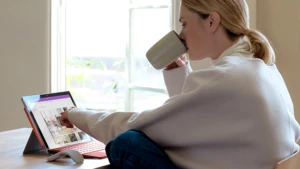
{"left": 59, "top": 108, "right": 75, "bottom": 128}
{"left": 164, "top": 55, "right": 187, "bottom": 70}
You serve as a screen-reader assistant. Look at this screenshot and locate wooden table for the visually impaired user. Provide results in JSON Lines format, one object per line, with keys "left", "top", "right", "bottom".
{"left": 0, "top": 128, "right": 110, "bottom": 169}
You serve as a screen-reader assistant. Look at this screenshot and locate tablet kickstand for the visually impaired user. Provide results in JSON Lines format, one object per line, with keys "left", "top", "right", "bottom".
{"left": 23, "top": 129, "right": 47, "bottom": 154}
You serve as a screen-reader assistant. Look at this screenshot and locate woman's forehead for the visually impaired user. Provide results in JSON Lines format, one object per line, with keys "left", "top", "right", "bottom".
{"left": 179, "top": 5, "right": 199, "bottom": 20}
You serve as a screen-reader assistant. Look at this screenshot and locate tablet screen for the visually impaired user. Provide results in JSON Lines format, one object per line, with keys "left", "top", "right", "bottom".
{"left": 22, "top": 91, "right": 92, "bottom": 149}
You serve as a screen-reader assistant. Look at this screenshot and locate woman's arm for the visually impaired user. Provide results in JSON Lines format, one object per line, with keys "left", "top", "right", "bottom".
{"left": 66, "top": 108, "right": 135, "bottom": 144}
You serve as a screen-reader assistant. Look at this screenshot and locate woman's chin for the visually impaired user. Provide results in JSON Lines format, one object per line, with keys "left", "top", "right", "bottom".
{"left": 188, "top": 54, "right": 208, "bottom": 61}
{"left": 185, "top": 53, "right": 197, "bottom": 61}
{"left": 185, "top": 50, "right": 207, "bottom": 61}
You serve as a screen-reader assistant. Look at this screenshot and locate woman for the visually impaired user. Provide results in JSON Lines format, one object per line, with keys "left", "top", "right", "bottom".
{"left": 60, "top": 0, "right": 300, "bottom": 169}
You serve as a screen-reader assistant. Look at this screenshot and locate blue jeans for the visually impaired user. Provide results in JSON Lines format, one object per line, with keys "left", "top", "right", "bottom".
{"left": 105, "top": 129, "right": 178, "bottom": 169}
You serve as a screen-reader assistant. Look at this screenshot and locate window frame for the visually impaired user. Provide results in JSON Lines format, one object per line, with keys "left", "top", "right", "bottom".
{"left": 51, "top": 0, "right": 180, "bottom": 111}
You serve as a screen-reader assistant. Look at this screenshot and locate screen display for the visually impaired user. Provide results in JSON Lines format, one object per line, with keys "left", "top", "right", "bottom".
{"left": 23, "top": 92, "right": 92, "bottom": 149}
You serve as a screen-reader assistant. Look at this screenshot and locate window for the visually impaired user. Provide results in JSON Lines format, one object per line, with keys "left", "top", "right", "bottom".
{"left": 51, "top": 0, "right": 180, "bottom": 112}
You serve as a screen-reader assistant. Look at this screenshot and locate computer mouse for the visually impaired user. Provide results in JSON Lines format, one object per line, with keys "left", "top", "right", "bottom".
{"left": 47, "top": 150, "right": 84, "bottom": 164}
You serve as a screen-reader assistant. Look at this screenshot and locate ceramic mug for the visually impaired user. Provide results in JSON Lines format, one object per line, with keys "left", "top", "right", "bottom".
{"left": 146, "top": 30, "right": 187, "bottom": 70}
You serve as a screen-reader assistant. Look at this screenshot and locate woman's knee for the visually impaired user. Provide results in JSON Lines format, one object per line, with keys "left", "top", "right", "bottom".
{"left": 110, "top": 129, "right": 144, "bottom": 150}
{"left": 106, "top": 130, "right": 177, "bottom": 169}
{"left": 107, "top": 129, "right": 145, "bottom": 162}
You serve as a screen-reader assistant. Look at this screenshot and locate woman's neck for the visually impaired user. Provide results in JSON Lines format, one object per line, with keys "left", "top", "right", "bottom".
{"left": 209, "top": 26, "right": 239, "bottom": 60}
{"left": 211, "top": 36, "right": 239, "bottom": 60}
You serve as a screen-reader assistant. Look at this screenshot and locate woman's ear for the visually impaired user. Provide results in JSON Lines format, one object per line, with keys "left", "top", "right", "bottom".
{"left": 208, "top": 12, "right": 221, "bottom": 33}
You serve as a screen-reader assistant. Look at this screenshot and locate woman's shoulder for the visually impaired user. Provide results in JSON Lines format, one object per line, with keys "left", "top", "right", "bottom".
{"left": 211, "top": 55, "right": 271, "bottom": 77}
{"left": 185, "top": 56, "right": 272, "bottom": 92}
{"left": 190, "top": 55, "right": 264, "bottom": 78}
{"left": 212, "top": 55, "right": 264, "bottom": 67}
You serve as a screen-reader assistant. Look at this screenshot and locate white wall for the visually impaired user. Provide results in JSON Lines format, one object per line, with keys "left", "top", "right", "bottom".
{"left": 257, "top": 0, "right": 300, "bottom": 122}
{"left": 256, "top": 2, "right": 300, "bottom": 166}
{"left": 0, "top": 0, "right": 50, "bottom": 131}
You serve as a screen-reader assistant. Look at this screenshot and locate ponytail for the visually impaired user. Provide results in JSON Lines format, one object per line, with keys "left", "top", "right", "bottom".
{"left": 245, "top": 29, "right": 276, "bottom": 66}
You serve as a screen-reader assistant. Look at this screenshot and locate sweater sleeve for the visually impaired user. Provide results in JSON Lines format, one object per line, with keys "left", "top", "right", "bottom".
{"left": 68, "top": 108, "right": 136, "bottom": 144}
{"left": 163, "top": 62, "right": 192, "bottom": 97}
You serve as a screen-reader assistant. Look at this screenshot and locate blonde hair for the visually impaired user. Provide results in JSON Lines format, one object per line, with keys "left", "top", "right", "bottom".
{"left": 182, "top": 0, "right": 275, "bottom": 65}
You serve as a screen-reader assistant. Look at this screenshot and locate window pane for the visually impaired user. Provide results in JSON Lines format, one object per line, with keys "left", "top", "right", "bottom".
{"left": 66, "top": 0, "right": 128, "bottom": 57}
{"left": 133, "top": 90, "right": 168, "bottom": 112}
{"left": 131, "top": 7, "right": 171, "bottom": 88}
{"left": 66, "top": 56, "right": 126, "bottom": 111}
{"left": 63, "top": 0, "right": 171, "bottom": 111}
{"left": 65, "top": 0, "right": 128, "bottom": 110}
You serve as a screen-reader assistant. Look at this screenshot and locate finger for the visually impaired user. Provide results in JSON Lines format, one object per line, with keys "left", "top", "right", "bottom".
{"left": 60, "top": 119, "right": 67, "bottom": 126}
{"left": 59, "top": 117, "right": 67, "bottom": 126}
{"left": 65, "top": 122, "right": 74, "bottom": 128}
{"left": 165, "top": 61, "right": 178, "bottom": 70}
{"left": 175, "top": 58, "right": 186, "bottom": 67}
{"left": 60, "top": 118, "right": 72, "bottom": 127}
{"left": 180, "top": 55, "right": 187, "bottom": 62}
